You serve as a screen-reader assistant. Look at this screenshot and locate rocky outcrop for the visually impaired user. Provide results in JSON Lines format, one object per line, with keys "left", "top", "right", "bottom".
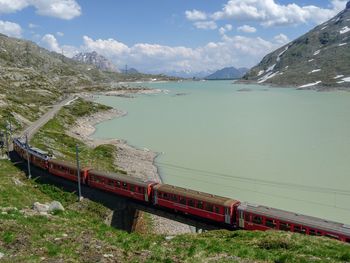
{"left": 73, "top": 51, "right": 120, "bottom": 72}
{"left": 33, "top": 201, "right": 65, "bottom": 214}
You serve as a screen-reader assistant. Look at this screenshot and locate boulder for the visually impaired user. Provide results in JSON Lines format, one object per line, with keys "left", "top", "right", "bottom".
{"left": 48, "top": 201, "right": 65, "bottom": 212}
{"left": 33, "top": 202, "right": 49, "bottom": 213}
{"left": 347, "top": 1, "right": 350, "bottom": 9}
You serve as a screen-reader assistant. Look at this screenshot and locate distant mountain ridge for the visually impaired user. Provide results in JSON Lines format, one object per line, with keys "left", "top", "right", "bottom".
{"left": 73, "top": 51, "right": 120, "bottom": 72}
{"left": 242, "top": 1, "right": 350, "bottom": 88}
{"left": 205, "top": 67, "right": 249, "bottom": 80}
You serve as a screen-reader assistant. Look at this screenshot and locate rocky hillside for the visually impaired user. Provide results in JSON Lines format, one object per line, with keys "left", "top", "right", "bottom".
{"left": 73, "top": 51, "right": 120, "bottom": 72}
{"left": 205, "top": 67, "right": 248, "bottom": 80}
{"left": 242, "top": 2, "right": 350, "bottom": 88}
{"left": 0, "top": 34, "right": 177, "bottom": 132}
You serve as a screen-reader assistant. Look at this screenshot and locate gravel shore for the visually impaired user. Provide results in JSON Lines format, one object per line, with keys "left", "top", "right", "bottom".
{"left": 70, "top": 92, "right": 191, "bottom": 235}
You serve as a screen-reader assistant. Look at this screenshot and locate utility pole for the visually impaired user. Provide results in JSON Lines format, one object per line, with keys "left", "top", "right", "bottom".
{"left": 25, "top": 133, "right": 32, "bottom": 179}
{"left": 125, "top": 64, "right": 128, "bottom": 75}
{"left": 4, "top": 125, "right": 9, "bottom": 159}
{"left": 76, "top": 144, "right": 82, "bottom": 201}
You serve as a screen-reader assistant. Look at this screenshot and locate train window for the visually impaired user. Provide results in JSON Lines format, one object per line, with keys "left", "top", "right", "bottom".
{"left": 163, "top": 193, "right": 168, "bottom": 200}
{"left": 197, "top": 201, "right": 203, "bottom": 209}
{"left": 205, "top": 203, "right": 214, "bottom": 212}
{"left": 294, "top": 225, "right": 302, "bottom": 233}
{"left": 279, "top": 222, "right": 291, "bottom": 231}
{"left": 116, "top": 181, "right": 121, "bottom": 188}
{"left": 245, "top": 213, "right": 251, "bottom": 222}
{"left": 265, "top": 219, "right": 276, "bottom": 228}
{"left": 301, "top": 227, "right": 307, "bottom": 234}
{"left": 122, "top": 182, "right": 128, "bottom": 190}
{"left": 107, "top": 180, "right": 114, "bottom": 187}
{"left": 252, "top": 215, "right": 263, "bottom": 225}
{"left": 309, "top": 229, "right": 316, "bottom": 236}
{"left": 188, "top": 199, "right": 195, "bottom": 207}
{"left": 179, "top": 197, "right": 186, "bottom": 205}
{"left": 130, "top": 185, "right": 135, "bottom": 192}
{"left": 171, "top": 194, "right": 178, "bottom": 202}
{"left": 215, "top": 206, "right": 220, "bottom": 214}
{"left": 70, "top": 169, "right": 75, "bottom": 175}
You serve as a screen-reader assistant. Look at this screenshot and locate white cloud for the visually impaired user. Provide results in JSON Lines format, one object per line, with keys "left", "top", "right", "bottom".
{"left": 56, "top": 31, "right": 64, "bottom": 37}
{"left": 274, "top": 33, "right": 289, "bottom": 44}
{"left": 41, "top": 34, "right": 60, "bottom": 52}
{"left": 193, "top": 21, "right": 217, "bottom": 30}
{"left": 209, "top": 0, "right": 348, "bottom": 27}
{"left": 219, "top": 24, "right": 233, "bottom": 35}
{"left": 41, "top": 34, "right": 77, "bottom": 57}
{"left": 0, "top": 20, "right": 22, "bottom": 38}
{"left": 237, "top": 25, "right": 257, "bottom": 33}
{"left": 28, "top": 23, "right": 39, "bottom": 29}
{"left": 0, "top": 0, "right": 81, "bottom": 20}
{"left": 185, "top": 9, "right": 207, "bottom": 21}
{"left": 46, "top": 34, "right": 287, "bottom": 72}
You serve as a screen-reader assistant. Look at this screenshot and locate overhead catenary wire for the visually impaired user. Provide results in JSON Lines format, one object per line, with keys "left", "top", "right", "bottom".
{"left": 161, "top": 170, "right": 350, "bottom": 212}
{"left": 155, "top": 161, "right": 350, "bottom": 196}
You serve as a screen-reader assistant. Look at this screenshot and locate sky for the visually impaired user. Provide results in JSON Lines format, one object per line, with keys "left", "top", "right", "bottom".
{"left": 0, "top": 0, "right": 348, "bottom": 74}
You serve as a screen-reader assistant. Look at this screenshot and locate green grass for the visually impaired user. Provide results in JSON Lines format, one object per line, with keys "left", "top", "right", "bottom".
{"left": 30, "top": 98, "right": 125, "bottom": 173}
{"left": 0, "top": 159, "right": 350, "bottom": 262}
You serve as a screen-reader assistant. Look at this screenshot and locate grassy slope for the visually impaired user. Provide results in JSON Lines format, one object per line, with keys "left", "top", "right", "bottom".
{"left": 1, "top": 159, "right": 350, "bottom": 262}
{"left": 30, "top": 98, "right": 125, "bottom": 173}
{"left": 1, "top": 99, "right": 349, "bottom": 262}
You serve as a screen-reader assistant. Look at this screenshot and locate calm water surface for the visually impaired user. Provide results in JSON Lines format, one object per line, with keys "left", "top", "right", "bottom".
{"left": 93, "top": 81, "right": 350, "bottom": 224}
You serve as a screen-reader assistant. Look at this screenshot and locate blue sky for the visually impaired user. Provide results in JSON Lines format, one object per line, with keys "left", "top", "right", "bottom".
{"left": 0, "top": 0, "right": 348, "bottom": 73}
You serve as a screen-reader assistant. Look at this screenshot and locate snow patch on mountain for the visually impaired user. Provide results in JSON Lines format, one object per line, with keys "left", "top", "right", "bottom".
{"left": 340, "top": 26, "right": 350, "bottom": 34}
{"left": 299, "top": 81, "right": 322, "bottom": 88}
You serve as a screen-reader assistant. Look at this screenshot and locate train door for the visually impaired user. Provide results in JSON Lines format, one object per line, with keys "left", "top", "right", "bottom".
{"left": 238, "top": 210, "right": 245, "bottom": 228}
{"left": 153, "top": 189, "right": 158, "bottom": 205}
{"left": 144, "top": 187, "right": 149, "bottom": 202}
{"left": 225, "top": 207, "right": 231, "bottom": 224}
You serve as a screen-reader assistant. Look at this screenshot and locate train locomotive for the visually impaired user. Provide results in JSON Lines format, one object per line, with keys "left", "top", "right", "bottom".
{"left": 12, "top": 138, "right": 350, "bottom": 243}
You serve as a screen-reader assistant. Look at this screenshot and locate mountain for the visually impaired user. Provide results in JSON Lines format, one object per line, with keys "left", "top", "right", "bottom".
{"left": 205, "top": 67, "right": 249, "bottom": 80}
{"left": 0, "top": 33, "right": 177, "bottom": 130}
{"left": 72, "top": 51, "right": 119, "bottom": 72}
{"left": 162, "top": 70, "right": 214, "bottom": 79}
{"left": 120, "top": 67, "right": 139, "bottom": 74}
{"left": 242, "top": 2, "right": 350, "bottom": 88}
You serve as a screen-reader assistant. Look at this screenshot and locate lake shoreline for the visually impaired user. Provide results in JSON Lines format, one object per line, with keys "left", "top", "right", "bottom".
{"left": 71, "top": 91, "right": 192, "bottom": 235}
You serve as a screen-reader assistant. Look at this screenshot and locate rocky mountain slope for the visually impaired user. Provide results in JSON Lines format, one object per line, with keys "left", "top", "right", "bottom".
{"left": 205, "top": 67, "right": 248, "bottom": 80}
{"left": 242, "top": 1, "right": 350, "bottom": 88}
{"left": 0, "top": 34, "right": 176, "bottom": 132}
{"left": 73, "top": 51, "right": 120, "bottom": 72}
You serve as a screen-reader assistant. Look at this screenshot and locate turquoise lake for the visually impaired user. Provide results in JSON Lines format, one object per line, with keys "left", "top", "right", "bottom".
{"left": 93, "top": 80, "right": 350, "bottom": 224}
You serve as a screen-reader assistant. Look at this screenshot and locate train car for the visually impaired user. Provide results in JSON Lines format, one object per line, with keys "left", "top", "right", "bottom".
{"left": 13, "top": 138, "right": 51, "bottom": 169}
{"left": 13, "top": 138, "right": 28, "bottom": 160}
{"left": 153, "top": 184, "right": 240, "bottom": 225}
{"left": 87, "top": 169, "right": 157, "bottom": 202}
{"left": 48, "top": 159, "right": 89, "bottom": 184}
{"left": 237, "top": 202, "right": 350, "bottom": 243}
{"left": 28, "top": 147, "right": 50, "bottom": 170}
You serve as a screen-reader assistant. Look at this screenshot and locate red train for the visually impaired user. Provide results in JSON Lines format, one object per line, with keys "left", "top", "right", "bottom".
{"left": 13, "top": 138, "right": 350, "bottom": 243}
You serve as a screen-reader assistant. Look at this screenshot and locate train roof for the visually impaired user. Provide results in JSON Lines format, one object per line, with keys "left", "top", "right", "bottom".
{"left": 238, "top": 202, "right": 350, "bottom": 236}
{"left": 89, "top": 169, "right": 155, "bottom": 187}
{"left": 48, "top": 159, "right": 79, "bottom": 170}
{"left": 154, "top": 184, "right": 239, "bottom": 207}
